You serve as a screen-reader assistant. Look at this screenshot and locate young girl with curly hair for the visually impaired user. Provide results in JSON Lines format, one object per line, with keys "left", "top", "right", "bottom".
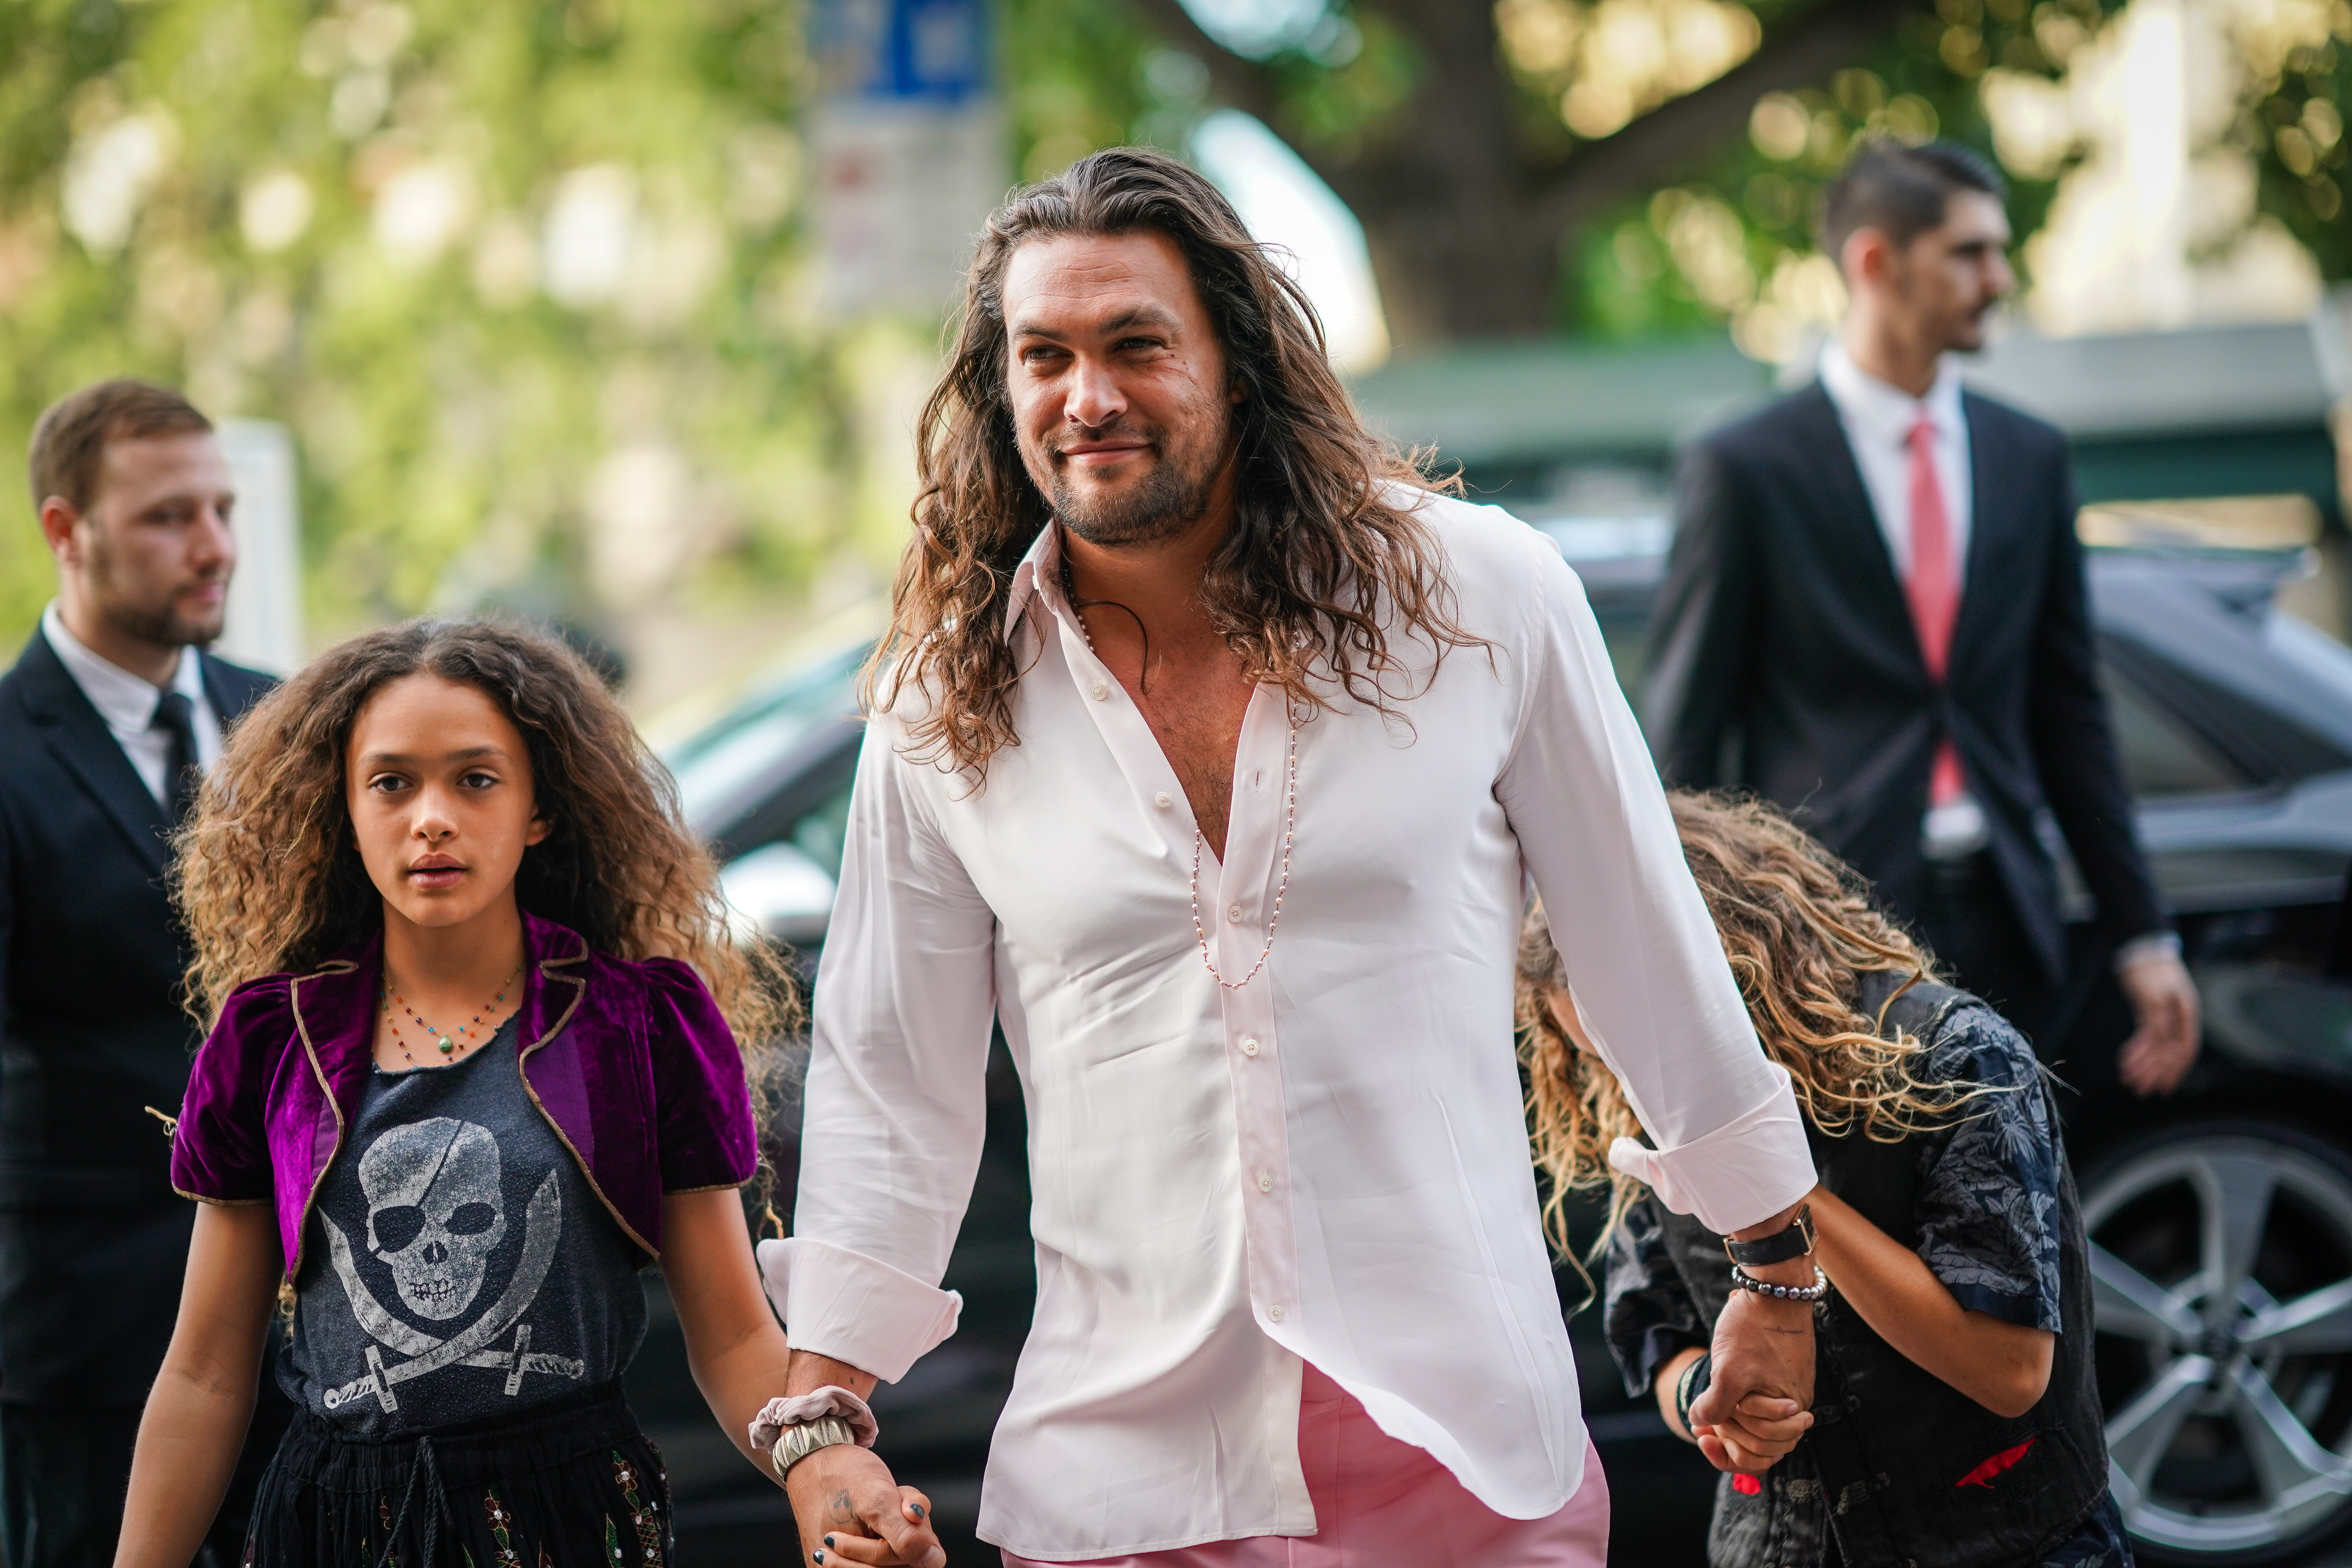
{"left": 114, "top": 620, "right": 945, "bottom": 1568}
{"left": 1519, "top": 791, "right": 2129, "bottom": 1568}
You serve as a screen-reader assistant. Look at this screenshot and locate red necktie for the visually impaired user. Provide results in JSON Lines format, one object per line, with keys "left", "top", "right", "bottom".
{"left": 1905, "top": 415, "right": 1965, "bottom": 807}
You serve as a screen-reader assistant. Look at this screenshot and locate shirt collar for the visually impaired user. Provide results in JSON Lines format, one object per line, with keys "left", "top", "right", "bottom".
{"left": 1818, "top": 339, "right": 1965, "bottom": 446}
{"left": 40, "top": 600, "right": 202, "bottom": 733}
{"left": 1001, "top": 522, "right": 1071, "bottom": 644}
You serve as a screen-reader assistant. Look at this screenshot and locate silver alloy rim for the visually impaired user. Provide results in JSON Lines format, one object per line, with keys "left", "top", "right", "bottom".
{"left": 2086, "top": 1135, "right": 2352, "bottom": 1556}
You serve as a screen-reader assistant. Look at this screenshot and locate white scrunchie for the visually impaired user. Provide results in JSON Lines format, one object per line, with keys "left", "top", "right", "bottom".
{"left": 747, "top": 1385, "right": 880, "bottom": 1454}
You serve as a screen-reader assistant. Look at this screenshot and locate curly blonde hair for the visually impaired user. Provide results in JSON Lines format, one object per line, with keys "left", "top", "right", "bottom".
{"left": 176, "top": 618, "right": 794, "bottom": 1056}
{"left": 1516, "top": 791, "right": 2000, "bottom": 1265}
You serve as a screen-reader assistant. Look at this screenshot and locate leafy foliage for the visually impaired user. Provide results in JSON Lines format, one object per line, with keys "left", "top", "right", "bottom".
{"left": 0, "top": 0, "right": 863, "bottom": 661}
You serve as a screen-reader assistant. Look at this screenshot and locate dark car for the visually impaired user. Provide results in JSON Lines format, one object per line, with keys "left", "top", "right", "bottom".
{"left": 635, "top": 530, "right": 2352, "bottom": 1567}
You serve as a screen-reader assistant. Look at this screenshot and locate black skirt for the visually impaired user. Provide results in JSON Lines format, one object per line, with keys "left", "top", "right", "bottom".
{"left": 245, "top": 1381, "right": 673, "bottom": 1568}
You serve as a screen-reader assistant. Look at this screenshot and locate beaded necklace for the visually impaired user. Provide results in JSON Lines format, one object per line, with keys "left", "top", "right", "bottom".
{"left": 1059, "top": 554, "right": 1297, "bottom": 991}
{"left": 380, "top": 962, "right": 522, "bottom": 1066}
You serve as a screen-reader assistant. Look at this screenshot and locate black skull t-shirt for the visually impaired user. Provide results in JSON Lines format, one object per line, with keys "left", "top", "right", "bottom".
{"left": 281, "top": 1023, "right": 650, "bottom": 1436}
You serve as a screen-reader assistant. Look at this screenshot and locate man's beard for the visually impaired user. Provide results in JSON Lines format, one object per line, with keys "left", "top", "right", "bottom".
{"left": 1043, "top": 416, "right": 1226, "bottom": 548}
{"left": 87, "top": 530, "right": 225, "bottom": 648}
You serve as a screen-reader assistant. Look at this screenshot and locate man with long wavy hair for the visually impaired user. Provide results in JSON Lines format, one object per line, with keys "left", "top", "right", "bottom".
{"left": 757, "top": 149, "right": 1826, "bottom": 1567}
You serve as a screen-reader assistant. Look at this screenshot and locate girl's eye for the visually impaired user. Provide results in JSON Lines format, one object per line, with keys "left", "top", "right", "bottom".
{"left": 460, "top": 771, "right": 498, "bottom": 789}
{"left": 368, "top": 775, "right": 408, "bottom": 794}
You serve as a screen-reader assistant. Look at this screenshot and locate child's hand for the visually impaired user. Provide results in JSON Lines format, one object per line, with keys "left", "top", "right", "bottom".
{"left": 1693, "top": 1390, "right": 1811, "bottom": 1474}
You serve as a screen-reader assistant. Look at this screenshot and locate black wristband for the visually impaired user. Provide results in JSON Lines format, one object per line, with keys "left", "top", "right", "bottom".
{"left": 1724, "top": 1203, "right": 1814, "bottom": 1267}
{"left": 1675, "top": 1351, "right": 1713, "bottom": 1431}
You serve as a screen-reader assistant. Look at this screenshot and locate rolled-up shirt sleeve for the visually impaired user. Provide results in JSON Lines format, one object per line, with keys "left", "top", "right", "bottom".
{"left": 1496, "top": 530, "right": 1815, "bottom": 1236}
{"left": 762, "top": 708, "right": 997, "bottom": 1381}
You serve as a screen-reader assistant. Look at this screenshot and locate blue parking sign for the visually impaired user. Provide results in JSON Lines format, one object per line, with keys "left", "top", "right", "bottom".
{"left": 817, "top": 0, "right": 991, "bottom": 107}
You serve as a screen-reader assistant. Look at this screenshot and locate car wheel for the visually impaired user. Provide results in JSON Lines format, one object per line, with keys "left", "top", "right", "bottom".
{"left": 2082, "top": 1122, "right": 2352, "bottom": 1563}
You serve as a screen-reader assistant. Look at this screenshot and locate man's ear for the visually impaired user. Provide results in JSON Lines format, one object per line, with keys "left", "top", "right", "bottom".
{"left": 38, "top": 497, "right": 82, "bottom": 564}
{"left": 1840, "top": 227, "right": 1893, "bottom": 294}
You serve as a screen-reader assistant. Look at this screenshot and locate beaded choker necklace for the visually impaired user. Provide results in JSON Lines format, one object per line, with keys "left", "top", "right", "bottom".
{"left": 381, "top": 962, "right": 522, "bottom": 1066}
{"left": 1059, "top": 551, "right": 1296, "bottom": 991}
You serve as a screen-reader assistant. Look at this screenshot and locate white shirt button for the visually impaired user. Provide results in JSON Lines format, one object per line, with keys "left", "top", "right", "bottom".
{"left": 1267, "top": 1303, "right": 1284, "bottom": 1322}
{"left": 1091, "top": 681, "right": 1109, "bottom": 701}
{"left": 1257, "top": 1172, "right": 1273, "bottom": 1192}
{"left": 1227, "top": 904, "right": 1243, "bottom": 922}
{"left": 1153, "top": 791, "right": 1172, "bottom": 810}
{"left": 1240, "top": 1037, "right": 1259, "bottom": 1056}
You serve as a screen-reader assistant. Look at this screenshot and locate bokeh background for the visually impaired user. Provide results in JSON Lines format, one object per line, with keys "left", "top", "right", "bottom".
{"left": 0, "top": 0, "right": 2345, "bottom": 712}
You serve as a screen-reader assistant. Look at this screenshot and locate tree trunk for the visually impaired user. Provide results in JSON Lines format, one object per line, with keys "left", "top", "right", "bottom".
{"left": 1129, "top": 0, "right": 1918, "bottom": 344}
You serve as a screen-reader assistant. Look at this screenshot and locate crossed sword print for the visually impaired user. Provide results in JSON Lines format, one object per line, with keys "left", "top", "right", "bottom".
{"left": 318, "top": 1170, "right": 585, "bottom": 1413}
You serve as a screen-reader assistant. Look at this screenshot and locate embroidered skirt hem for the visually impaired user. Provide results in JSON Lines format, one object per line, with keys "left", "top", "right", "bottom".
{"left": 245, "top": 1381, "right": 673, "bottom": 1568}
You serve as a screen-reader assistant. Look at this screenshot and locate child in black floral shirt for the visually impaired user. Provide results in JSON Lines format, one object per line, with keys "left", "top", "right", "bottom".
{"left": 1519, "top": 791, "right": 2130, "bottom": 1568}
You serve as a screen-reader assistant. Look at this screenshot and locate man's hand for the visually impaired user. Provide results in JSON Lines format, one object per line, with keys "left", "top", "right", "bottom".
{"left": 2118, "top": 952, "right": 2200, "bottom": 1097}
{"left": 784, "top": 1443, "right": 944, "bottom": 1568}
{"left": 1687, "top": 1238, "right": 1816, "bottom": 1475}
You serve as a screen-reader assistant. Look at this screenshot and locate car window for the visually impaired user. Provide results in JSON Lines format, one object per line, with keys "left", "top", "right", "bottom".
{"left": 666, "top": 644, "right": 866, "bottom": 833}
{"left": 787, "top": 775, "right": 857, "bottom": 881}
{"left": 2101, "top": 668, "right": 2253, "bottom": 799}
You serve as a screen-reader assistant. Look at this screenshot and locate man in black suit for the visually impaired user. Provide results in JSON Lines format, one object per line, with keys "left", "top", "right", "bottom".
{"left": 0, "top": 381, "right": 278, "bottom": 1564}
{"left": 1646, "top": 141, "right": 2200, "bottom": 1096}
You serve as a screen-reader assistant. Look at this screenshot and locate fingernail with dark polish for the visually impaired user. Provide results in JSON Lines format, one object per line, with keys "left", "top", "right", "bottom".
{"left": 813, "top": 1555, "right": 824, "bottom": 1565}
{"left": 911, "top": 1504, "right": 926, "bottom": 1520}
{"left": 824, "top": 1538, "right": 836, "bottom": 1549}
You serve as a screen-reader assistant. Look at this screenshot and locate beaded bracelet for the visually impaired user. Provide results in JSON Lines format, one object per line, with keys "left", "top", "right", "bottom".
{"left": 1729, "top": 1263, "right": 1830, "bottom": 1303}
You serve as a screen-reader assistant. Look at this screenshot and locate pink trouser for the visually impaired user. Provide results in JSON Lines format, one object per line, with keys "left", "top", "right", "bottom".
{"left": 999, "top": 1363, "right": 1610, "bottom": 1568}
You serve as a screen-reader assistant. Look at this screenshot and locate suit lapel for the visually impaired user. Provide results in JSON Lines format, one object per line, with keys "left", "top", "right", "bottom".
{"left": 198, "top": 651, "right": 270, "bottom": 728}
{"left": 1950, "top": 393, "right": 2014, "bottom": 677}
{"left": 1795, "top": 384, "right": 1925, "bottom": 669}
{"left": 13, "top": 633, "right": 172, "bottom": 873}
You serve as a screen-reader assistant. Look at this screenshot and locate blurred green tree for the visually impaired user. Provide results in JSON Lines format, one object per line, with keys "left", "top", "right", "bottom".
{"left": 0, "top": 0, "right": 862, "bottom": 671}
{"left": 1025, "top": 0, "right": 2348, "bottom": 349}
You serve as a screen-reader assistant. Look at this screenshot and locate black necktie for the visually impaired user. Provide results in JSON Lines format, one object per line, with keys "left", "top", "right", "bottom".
{"left": 150, "top": 689, "right": 201, "bottom": 825}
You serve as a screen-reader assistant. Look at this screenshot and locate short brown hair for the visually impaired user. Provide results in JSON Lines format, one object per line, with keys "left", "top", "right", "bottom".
{"left": 28, "top": 379, "right": 213, "bottom": 516}
{"left": 1819, "top": 139, "right": 2005, "bottom": 265}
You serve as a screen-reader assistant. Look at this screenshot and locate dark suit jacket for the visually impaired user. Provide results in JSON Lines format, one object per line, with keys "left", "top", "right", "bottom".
{"left": 1644, "top": 381, "right": 2164, "bottom": 982}
{"left": 0, "top": 628, "right": 273, "bottom": 1401}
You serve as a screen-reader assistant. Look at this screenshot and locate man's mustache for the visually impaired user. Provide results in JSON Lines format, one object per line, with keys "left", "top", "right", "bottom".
{"left": 1047, "top": 423, "right": 1162, "bottom": 461}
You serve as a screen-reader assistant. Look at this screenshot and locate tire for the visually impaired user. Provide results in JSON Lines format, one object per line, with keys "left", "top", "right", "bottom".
{"left": 2081, "top": 1120, "right": 2352, "bottom": 1564}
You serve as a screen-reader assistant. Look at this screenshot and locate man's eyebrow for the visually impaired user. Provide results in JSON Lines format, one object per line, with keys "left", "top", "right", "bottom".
{"left": 358, "top": 745, "right": 508, "bottom": 766}
{"left": 1008, "top": 304, "right": 1181, "bottom": 341}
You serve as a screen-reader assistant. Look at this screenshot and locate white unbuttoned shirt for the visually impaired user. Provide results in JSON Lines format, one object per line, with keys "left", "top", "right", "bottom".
{"left": 762, "top": 492, "right": 1816, "bottom": 1561}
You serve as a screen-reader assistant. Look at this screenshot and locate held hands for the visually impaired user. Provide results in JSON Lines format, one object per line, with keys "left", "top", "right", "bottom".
{"left": 1686, "top": 1284, "right": 1816, "bottom": 1475}
{"left": 784, "top": 1443, "right": 945, "bottom": 1568}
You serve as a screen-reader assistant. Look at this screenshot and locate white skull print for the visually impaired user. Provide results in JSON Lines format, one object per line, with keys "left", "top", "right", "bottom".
{"left": 359, "top": 1118, "right": 508, "bottom": 1321}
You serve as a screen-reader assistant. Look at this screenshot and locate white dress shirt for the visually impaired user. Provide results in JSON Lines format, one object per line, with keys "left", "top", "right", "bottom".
{"left": 1814, "top": 348, "right": 2179, "bottom": 967}
{"left": 763, "top": 494, "right": 1816, "bottom": 1561}
{"left": 40, "top": 601, "right": 221, "bottom": 806}
{"left": 1816, "top": 341, "right": 1971, "bottom": 583}
{"left": 1816, "top": 343, "right": 1988, "bottom": 858}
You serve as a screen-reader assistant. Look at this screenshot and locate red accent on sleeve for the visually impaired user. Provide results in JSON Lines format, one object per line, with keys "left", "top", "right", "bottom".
{"left": 1731, "top": 1472, "right": 1763, "bottom": 1495}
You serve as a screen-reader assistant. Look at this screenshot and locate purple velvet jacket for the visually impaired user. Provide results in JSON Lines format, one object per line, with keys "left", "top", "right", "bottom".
{"left": 170, "top": 911, "right": 757, "bottom": 1279}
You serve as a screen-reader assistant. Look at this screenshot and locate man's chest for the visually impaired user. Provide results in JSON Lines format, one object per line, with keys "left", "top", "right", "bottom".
{"left": 927, "top": 662, "right": 1523, "bottom": 967}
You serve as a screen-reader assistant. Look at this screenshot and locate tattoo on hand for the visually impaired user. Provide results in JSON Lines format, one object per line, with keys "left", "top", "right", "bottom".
{"left": 829, "top": 1490, "right": 856, "bottom": 1526}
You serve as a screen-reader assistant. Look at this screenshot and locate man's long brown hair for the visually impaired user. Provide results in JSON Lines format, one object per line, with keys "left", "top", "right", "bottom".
{"left": 876, "top": 146, "right": 1475, "bottom": 778}
{"left": 1515, "top": 792, "right": 2003, "bottom": 1263}
{"left": 177, "top": 618, "right": 792, "bottom": 1057}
